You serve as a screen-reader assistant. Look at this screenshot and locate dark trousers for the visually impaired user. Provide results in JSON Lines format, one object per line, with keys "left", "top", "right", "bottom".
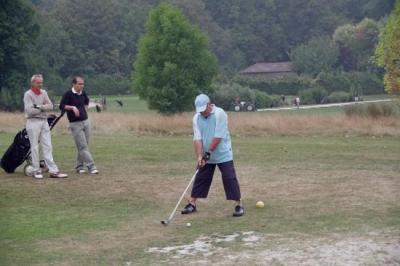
{"left": 191, "top": 160, "right": 241, "bottom": 201}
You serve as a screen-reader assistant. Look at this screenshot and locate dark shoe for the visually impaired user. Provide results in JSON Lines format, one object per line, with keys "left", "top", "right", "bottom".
{"left": 181, "top": 203, "right": 196, "bottom": 214}
{"left": 233, "top": 205, "right": 244, "bottom": 217}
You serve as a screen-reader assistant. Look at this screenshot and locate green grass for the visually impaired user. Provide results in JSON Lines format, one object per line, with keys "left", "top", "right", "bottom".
{"left": 0, "top": 133, "right": 399, "bottom": 265}
{"left": 90, "top": 95, "right": 153, "bottom": 113}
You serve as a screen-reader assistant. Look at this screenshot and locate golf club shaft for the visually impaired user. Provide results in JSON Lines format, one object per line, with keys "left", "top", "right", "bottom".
{"left": 166, "top": 168, "right": 199, "bottom": 222}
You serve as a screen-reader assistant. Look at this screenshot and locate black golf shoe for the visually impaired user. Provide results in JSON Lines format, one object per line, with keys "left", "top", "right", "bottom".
{"left": 233, "top": 205, "right": 244, "bottom": 217}
{"left": 181, "top": 203, "right": 196, "bottom": 214}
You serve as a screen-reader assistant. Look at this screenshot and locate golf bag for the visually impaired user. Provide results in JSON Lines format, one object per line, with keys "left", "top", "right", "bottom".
{"left": 0, "top": 112, "right": 64, "bottom": 174}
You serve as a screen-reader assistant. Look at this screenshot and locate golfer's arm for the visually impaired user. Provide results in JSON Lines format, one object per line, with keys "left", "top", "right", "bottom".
{"left": 194, "top": 140, "right": 203, "bottom": 159}
{"left": 63, "top": 105, "right": 76, "bottom": 111}
{"left": 208, "top": 138, "right": 222, "bottom": 153}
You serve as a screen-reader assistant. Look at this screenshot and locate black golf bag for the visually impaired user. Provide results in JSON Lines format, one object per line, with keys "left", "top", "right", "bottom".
{"left": 0, "top": 112, "right": 64, "bottom": 173}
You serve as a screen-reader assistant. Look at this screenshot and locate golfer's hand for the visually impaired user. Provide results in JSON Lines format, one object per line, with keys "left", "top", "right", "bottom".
{"left": 197, "top": 152, "right": 211, "bottom": 168}
{"left": 202, "top": 151, "right": 211, "bottom": 162}
{"left": 72, "top": 106, "right": 80, "bottom": 117}
{"left": 197, "top": 156, "right": 206, "bottom": 168}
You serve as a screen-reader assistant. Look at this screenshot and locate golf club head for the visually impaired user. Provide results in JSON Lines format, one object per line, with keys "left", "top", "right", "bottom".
{"left": 161, "top": 220, "right": 169, "bottom": 226}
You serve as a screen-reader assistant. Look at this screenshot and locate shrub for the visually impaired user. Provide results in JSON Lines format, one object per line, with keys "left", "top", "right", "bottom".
{"left": 326, "top": 91, "right": 353, "bottom": 103}
{"left": 290, "top": 36, "right": 339, "bottom": 77}
{"left": 315, "top": 71, "right": 351, "bottom": 93}
{"left": 212, "top": 83, "right": 274, "bottom": 110}
{"left": 344, "top": 102, "right": 400, "bottom": 117}
{"left": 347, "top": 71, "right": 384, "bottom": 95}
{"left": 254, "top": 90, "right": 274, "bottom": 108}
{"left": 315, "top": 71, "right": 384, "bottom": 95}
{"left": 299, "top": 87, "right": 328, "bottom": 105}
{"left": 234, "top": 75, "right": 312, "bottom": 95}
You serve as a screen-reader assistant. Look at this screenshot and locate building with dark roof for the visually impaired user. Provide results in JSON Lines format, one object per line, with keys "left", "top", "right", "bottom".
{"left": 239, "top": 62, "right": 296, "bottom": 78}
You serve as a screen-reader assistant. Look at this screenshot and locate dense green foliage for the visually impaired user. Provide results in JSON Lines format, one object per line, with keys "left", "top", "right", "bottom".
{"left": 326, "top": 91, "right": 353, "bottom": 103}
{"left": 299, "top": 87, "right": 328, "bottom": 105}
{"left": 133, "top": 3, "right": 217, "bottom": 114}
{"left": 375, "top": 0, "right": 400, "bottom": 95}
{"left": 234, "top": 75, "right": 313, "bottom": 96}
{"left": 0, "top": 0, "right": 396, "bottom": 111}
{"left": 315, "top": 71, "right": 384, "bottom": 95}
{"left": 333, "top": 18, "right": 380, "bottom": 71}
{"left": 211, "top": 83, "right": 276, "bottom": 110}
{"left": 291, "top": 36, "right": 339, "bottom": 77}
{"left": 0, "top": 0, "right": 38, "bottom": 111}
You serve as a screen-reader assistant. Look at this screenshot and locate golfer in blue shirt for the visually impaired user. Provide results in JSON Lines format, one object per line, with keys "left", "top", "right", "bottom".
{"left": 181, "top": 94, "right": 244, "bottom": 217}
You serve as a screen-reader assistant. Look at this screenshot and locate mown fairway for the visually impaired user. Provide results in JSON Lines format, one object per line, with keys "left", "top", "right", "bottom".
{"left": 1, "top": 125, "right": 399, "bottom": 265}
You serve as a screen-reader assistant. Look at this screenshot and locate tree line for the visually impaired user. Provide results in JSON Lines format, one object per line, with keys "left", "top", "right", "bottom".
{"left": 0, "top": 0, "right": 397, "bottom": 111}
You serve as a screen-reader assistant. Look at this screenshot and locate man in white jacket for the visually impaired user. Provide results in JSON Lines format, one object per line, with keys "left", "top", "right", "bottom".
{"left": 23, "top": 74, "right": 67, "bottom": 179}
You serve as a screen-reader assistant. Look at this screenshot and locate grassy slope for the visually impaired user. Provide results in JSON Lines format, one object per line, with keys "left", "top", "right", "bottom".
{"left": 0, "top": 133, "right": 399, "bottom": 265}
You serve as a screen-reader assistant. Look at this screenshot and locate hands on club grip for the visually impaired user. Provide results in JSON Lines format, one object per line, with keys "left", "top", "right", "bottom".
{"left": 198, "top": 151, "right": 211, "bottom": 168}
{"left": 202, "top": 151, "right": 211, "bottom": 162}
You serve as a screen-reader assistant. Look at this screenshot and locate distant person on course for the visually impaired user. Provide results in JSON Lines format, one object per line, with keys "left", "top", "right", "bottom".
{"left": 59, "top": 76, "right": 99, "bottom": 174}
{"left": 23, "top": 74, "right": 68, "bottom": 179}
{"left": 181, "top": 94, "right": 244, "bottom": 217}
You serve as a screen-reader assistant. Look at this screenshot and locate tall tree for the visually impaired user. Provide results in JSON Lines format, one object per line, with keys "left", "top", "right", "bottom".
{"left": 0, "top": 0, "right": 39, "bottom": 111}
{"left": 375, "top": 0, "right": 400, "bottom": 95}
{"left": 333, "top": 18, "right": 380, "bottom": 71}
{"left": 133, "top": 3, "right": 218, "bottom": 114}
{"left": 291, "top": 36, "right": 339, "bottom": 77}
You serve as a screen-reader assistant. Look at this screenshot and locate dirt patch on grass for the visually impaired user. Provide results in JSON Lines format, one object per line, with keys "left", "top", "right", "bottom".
{"left": 147, "top": 231, "right": 400, "bottom": 265}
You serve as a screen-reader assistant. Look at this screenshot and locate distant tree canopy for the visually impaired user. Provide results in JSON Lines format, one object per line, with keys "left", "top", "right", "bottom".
{"left": 290, "top": 36, "right": 339, "bottom": 77}
{"left": 0, "top": 0, "right": 396, "bottom": 109}
{"left": 133, "top": 3, "right": 217, "bottom": 114}
{"left": 375, "top": 0, "right": 400, "bottom": 95}
{"left": 333, "top": 18, "right": 380, "bottom": 71}
{"left": 0, "top": 0, "right": 38, "bottom": 111}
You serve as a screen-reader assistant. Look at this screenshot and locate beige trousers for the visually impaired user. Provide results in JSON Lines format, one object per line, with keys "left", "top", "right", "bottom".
{"left": 26, "top": 119, "right": 59, "bottom": 174}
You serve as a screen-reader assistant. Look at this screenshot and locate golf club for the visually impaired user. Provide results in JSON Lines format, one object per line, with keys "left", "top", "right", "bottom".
{"left": 161, "top": 168, "right": 199, "bottom": 226}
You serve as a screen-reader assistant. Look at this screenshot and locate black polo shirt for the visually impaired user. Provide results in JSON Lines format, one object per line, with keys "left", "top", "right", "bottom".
{"left": 59, "top": 89, "right": 89, "bottom": 122}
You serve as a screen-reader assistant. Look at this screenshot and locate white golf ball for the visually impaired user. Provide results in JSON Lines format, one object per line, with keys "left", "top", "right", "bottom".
{"left": 186, "top": 222, "right": 191, "bottom": 227}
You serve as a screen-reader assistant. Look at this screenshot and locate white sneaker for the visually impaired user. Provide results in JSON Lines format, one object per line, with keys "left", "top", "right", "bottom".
{"left": 33, "top": 172, "right": 43, "bottom": 179}
{"left": 90, "top": 169, "right": 99, "bottom": 174}
{"left": 77, "top": 169, "right": 86, "bottom": 174}
{"left": 49, "top": 172, "right": 68, "bottom": 178}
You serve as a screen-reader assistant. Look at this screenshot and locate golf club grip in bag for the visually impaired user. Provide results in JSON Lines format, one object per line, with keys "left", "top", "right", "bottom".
{"left": 0, "top": 111, "right": 65, "bottom": 173}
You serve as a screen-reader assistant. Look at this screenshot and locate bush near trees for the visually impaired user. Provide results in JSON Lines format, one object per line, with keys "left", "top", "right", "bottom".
{"left": 133, "top": 3, "right": 218, "bottom": 114}
{"left": 234, "top": 75, "right": 312, "bottom": 96}
{"left": 290, "top": 36, "right": 339, "bottom": 77}
{"left": 299, "top": 87, "right": 328, "bottom": 105}
{"left": 315, "top": 71, "right": 384, "bottom": 95}
{"left": 333, "top": 18, "right": 380, "bottom": 71}
{"left": 327, "top": 91, "right": 353, "bottom": 103}
{"left": 212, "top": 83, "right": 275, "bottom": 110}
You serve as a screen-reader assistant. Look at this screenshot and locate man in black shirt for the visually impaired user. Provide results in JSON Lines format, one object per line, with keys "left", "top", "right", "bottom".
{"left": 59, "top": 76, "right": 99, "bottom": 174}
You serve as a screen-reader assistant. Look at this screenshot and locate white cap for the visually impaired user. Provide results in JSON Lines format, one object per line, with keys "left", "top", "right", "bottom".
{"left": 194, "top": 94, "right": 210, "bottom": 113}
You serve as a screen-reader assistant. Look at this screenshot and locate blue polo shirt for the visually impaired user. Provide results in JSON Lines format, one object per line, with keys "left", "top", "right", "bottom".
{"left": 192, "top": 105, "right": 233, "bottom": 164}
